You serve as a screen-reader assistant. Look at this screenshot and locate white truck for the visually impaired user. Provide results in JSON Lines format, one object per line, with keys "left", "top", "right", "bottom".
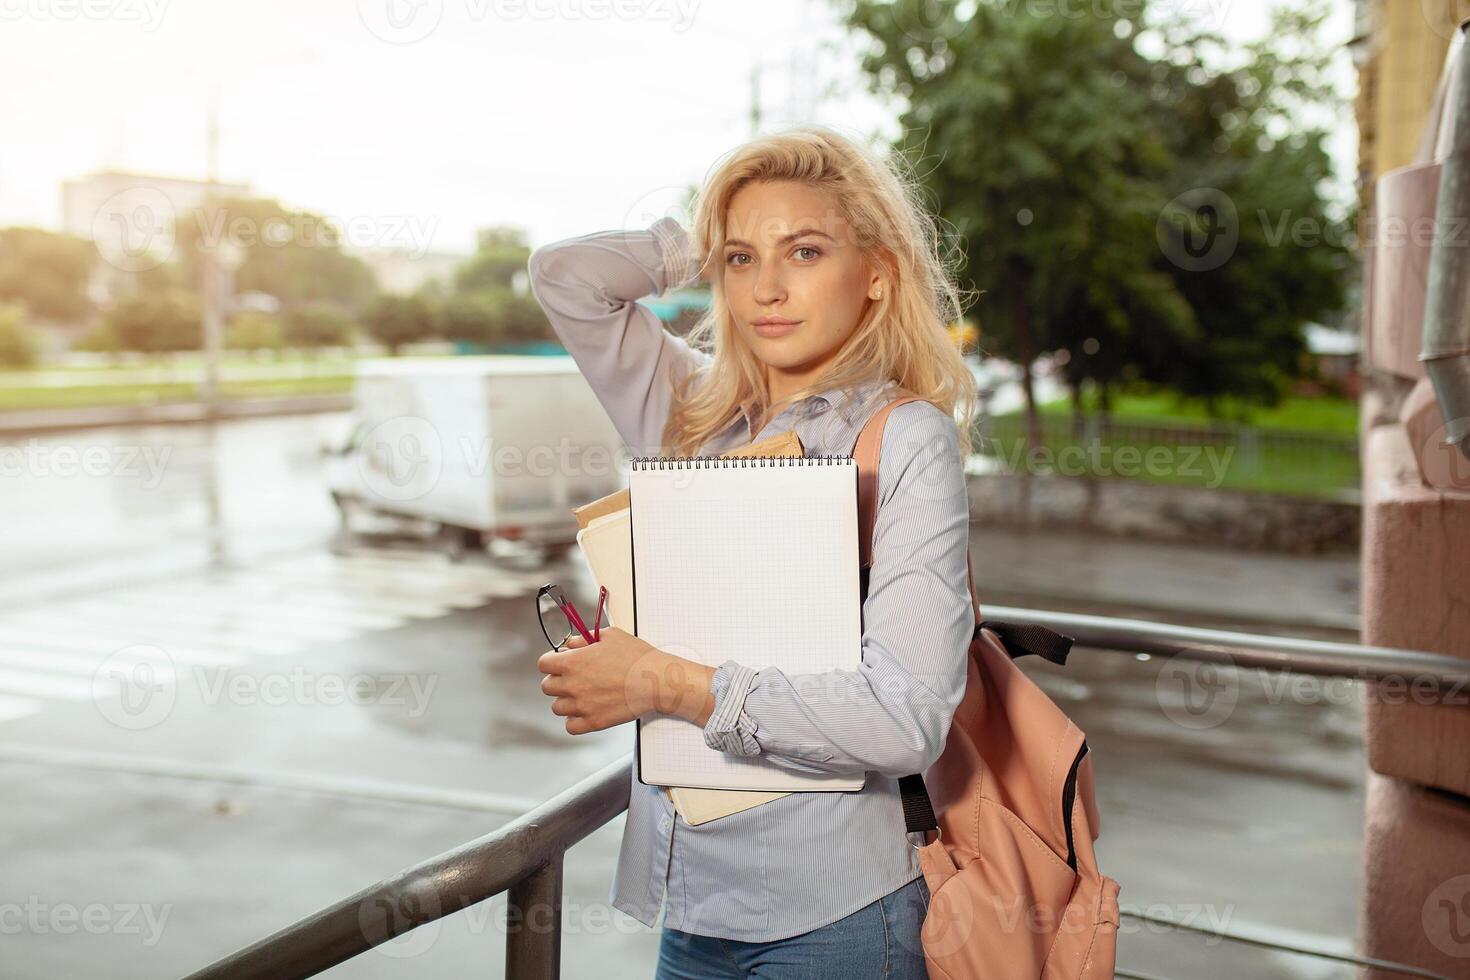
{"left": 322, "top": 355, "right": 626, "bottom": 560}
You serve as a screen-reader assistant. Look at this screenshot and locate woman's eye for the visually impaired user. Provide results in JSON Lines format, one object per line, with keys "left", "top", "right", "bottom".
{"left": 794, "top": 246, "right": 821, "bottom": 261}
{"left": 726, "top": 252, "right": 750, "bottom": 267}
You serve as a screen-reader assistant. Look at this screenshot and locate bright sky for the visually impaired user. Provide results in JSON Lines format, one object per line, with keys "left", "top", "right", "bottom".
{"left": 0, "top": 0, "right": 1357, "bottom": 255}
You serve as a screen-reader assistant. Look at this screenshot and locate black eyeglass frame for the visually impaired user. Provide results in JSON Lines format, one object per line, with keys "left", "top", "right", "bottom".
{"left": 535, "top": 583, "right": 603, "bottom": 651}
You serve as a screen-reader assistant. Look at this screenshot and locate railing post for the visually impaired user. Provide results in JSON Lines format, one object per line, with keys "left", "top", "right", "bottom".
{"left": 506, "top": 849, "right": 564, "bottom": 980}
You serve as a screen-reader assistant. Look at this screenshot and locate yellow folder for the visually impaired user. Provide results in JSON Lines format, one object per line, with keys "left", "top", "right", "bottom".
{"left": 572, "top": 430, "right": 802, "bottom": 825}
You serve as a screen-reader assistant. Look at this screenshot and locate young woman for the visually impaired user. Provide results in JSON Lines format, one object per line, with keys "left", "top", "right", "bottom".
{"left": 529, "top": 125, "right": 977, "bottom": 979}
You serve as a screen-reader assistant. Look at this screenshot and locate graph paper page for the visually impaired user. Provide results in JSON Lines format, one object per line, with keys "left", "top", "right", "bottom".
{"left": 630, "top": 458, "right": 864, "bottom": 791}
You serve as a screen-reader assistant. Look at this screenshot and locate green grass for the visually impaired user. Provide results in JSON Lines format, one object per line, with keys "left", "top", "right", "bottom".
{"left": 0, "top": 349, "right": 477, "bottom": 411}
{"left": 0, "top": 375, "right": 353, "bottom": 411}
{"left": 1036, "top": 388, "right": 1359, "bottom": 435}
{"left": 980, "top": 409, "right": 1360, "bottom": 498}
{"left": 27, "top": 357, "right": 358, "bottom": 374}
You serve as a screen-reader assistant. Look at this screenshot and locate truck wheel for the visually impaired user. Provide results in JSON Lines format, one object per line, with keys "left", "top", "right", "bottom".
{"left": 441, "top": 525, "right": 484, "bottom": 562}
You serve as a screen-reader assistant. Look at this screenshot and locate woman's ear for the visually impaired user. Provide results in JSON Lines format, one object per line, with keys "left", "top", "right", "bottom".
{"left": 866, "top": 254, "right": 890, "bottom": 301}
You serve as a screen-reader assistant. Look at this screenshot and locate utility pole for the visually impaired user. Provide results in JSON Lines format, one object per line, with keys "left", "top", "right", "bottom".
{"left": 749, "top": 61, "right": 762, "bottom": 137}
{"left": 200, "top": 84, "right": 222, "bottom": 414}
{"left": 748, "top": 3, "right": 828, "bottom": 139}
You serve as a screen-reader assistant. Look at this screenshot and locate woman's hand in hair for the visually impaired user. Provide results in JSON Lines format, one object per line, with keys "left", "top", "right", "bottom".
{"left": 537, "top": 627, "right": 716, "bottom": 735}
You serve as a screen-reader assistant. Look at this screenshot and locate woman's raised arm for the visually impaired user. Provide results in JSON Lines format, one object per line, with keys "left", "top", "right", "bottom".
{"left": 527, "top": 216, "right": 712, "bottom": 457}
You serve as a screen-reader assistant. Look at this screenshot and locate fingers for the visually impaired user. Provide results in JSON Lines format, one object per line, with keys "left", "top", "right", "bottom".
{"left": 549, "top": 694, "right": 600, "bottom": 734}
{"left": 535, "top": 642, "right": 604, "bottom": 736}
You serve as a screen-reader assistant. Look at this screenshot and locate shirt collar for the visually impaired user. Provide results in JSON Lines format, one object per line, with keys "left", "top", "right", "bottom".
{"left": 803, "top": 376, "right": 897, "bottom": 425}
{"left": 736, "top": 376, "right": 897, "bottom": 441}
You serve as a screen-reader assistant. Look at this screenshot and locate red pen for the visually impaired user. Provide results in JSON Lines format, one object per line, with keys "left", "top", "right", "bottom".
{"left": 561, "top": 599, "right": 594, "bottom": 645}
{"left": 556, "top": 585, "right": 607, "bottom": 644}
{"left": 590, "top": 585, "right": 607, "bottom": 641}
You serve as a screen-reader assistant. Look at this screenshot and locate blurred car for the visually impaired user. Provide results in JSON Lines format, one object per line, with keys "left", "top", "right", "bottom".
{"left": 969, "top": 357, "right": 1019, "bottom": 398}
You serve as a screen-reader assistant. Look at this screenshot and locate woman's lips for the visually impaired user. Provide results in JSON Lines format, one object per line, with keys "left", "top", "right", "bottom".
{"left": 754, "top": 320, "right": 801, "bottom": 338}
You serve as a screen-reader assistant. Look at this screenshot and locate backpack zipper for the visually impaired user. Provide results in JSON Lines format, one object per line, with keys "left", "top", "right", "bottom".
{"left": 1061, "top": 740, "right": 1089, "bottom": 873}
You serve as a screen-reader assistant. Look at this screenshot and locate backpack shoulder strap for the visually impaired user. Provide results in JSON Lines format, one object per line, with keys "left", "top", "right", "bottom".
{"left": 852, "top": 394, "right": 1074, "bottom": 667}
{"left": 852, "top": 391, "right": 981, "bottom": 628}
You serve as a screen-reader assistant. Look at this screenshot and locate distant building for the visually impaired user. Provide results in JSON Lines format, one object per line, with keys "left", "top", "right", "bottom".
{"left": 1305, "top": 321, "right": 1362, "bottom": 397}
{"left": 60, "top": 169, "right": 253, "bottom": 280}
{"left": 1351, "top": 0, "right": 1459, "bottom": 209}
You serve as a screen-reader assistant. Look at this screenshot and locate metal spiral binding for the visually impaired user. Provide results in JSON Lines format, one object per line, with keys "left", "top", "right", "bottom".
{"left": 628, "top": 454, "right": 854, "bottom": 470}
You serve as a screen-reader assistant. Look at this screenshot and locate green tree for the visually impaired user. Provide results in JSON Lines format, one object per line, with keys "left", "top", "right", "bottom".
{"left": 227, "top": 311, "right": 284, "bottom": 352}
{"left": 74, "top": 321, "right": 121, "bottom": 355}
{"left": 841, "top": 0, "right": 1349, "bottom": 432}
{"left": 175, "top": 197, "right": 379, "bottom": 314}
{"left": 454, "top": 226, "right": 531, "bottom": 294}
{"left": 364, "top": 293, "right": 437, "bottom": 354}
{"left": 442, "top": 290, "right": 550, "bottom": 346}
{"left": 285, "top": 304, "right": 356, "bottom": 350}
{"left": 439, "top": 293, "right": 498, "bottom": 346}
{"left": 843, "top": 0, "right": 1187, "bottom": 444}
{"left": 0, "top": 303, "right": 40, "bottom": 368}
{"left": 105, "top": 292, "right": 202, "bottom": 354}
{"left": 0, "top": 227, "right": 96, "bottom": 323}
{"left": 446, "top": 225, "right": 551, "bottom": 347}
{"left": 1144, "top": 0, "right": 1351, "bottom": 409}
{"left": 488, "top": 290, "right": 552, "bottom": 345}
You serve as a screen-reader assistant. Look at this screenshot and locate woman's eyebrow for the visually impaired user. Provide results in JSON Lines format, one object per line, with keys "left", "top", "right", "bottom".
{"left": 723, "top": 229, "right": 838, "bottom": 249}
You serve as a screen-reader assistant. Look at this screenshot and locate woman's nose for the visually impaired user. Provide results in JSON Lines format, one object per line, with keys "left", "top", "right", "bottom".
{"left": 753, "top": 264, "right": 786, "bottom": 304}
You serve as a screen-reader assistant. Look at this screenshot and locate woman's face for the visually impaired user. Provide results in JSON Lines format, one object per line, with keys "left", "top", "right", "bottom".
{"left": 721, "top": 180, "right": 883, "bottom": 395}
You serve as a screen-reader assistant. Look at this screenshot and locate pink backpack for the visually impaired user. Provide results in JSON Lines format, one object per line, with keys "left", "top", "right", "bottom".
{"left": 854, "top": 393, "right": 1121, "bottom": 979}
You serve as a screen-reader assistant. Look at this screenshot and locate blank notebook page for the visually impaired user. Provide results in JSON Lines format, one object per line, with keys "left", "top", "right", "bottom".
{"left": 629, "top": 456, "right": 864, "bottom": 792}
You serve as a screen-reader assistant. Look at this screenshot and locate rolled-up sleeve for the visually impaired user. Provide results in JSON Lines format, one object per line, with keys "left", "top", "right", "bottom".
{"left": 700, "top": 401, "right": 973, "bottom": 778}
{"left": 526, "top": 216, "right": 711, "bottom": 457}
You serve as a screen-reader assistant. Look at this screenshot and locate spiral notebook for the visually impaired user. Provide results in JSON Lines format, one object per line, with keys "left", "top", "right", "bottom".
{"left": 573, "top": 430, "right": 803, "bottom": 824}
{"left": 629, "top": 454, "right": 865, "bottom": 792}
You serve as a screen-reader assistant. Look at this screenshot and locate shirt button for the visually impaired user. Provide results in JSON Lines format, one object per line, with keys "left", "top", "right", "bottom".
{"left": 658, "top": 815, "right": 672, "bottom": 833}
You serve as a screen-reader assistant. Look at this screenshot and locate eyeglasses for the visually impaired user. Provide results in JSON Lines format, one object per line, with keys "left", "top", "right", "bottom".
{"left": 536, "top": 583, "right": 606, "bottom": 651}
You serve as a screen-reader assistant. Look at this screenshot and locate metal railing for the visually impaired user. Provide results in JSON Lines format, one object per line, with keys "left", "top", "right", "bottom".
{"left": 183, "top": 608, "right": 1470, "bottom": 979}
{"left": 183, "top": 753, "right": 632, "bottom": 980}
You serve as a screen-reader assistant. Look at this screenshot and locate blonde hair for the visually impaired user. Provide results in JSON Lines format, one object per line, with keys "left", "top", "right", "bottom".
{"left": 660, "top": 125, "right": 979, "bottom": 458}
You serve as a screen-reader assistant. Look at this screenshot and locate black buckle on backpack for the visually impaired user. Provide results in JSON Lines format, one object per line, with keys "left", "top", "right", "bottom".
{"left": 975, "top": 620, "right": 1074, "bottom": 666}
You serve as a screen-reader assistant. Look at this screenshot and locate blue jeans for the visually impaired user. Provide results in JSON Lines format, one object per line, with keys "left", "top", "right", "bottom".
{"left": 654, "top": 875, "right": 930, "bottom": 979}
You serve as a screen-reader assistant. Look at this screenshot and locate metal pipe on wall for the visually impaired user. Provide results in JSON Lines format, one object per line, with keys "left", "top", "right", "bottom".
{"left": 1422, "top": 20, "right": 1470, "bottom": 460}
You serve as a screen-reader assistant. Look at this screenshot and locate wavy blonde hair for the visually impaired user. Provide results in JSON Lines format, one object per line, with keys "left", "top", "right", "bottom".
{"left": 660, "top": 125, "right": 978, "bottom": 457}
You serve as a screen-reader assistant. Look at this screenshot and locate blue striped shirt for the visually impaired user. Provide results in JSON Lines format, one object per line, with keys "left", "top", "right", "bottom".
{"left": 527, "top": 216, "right": 972, "bottom": 942}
